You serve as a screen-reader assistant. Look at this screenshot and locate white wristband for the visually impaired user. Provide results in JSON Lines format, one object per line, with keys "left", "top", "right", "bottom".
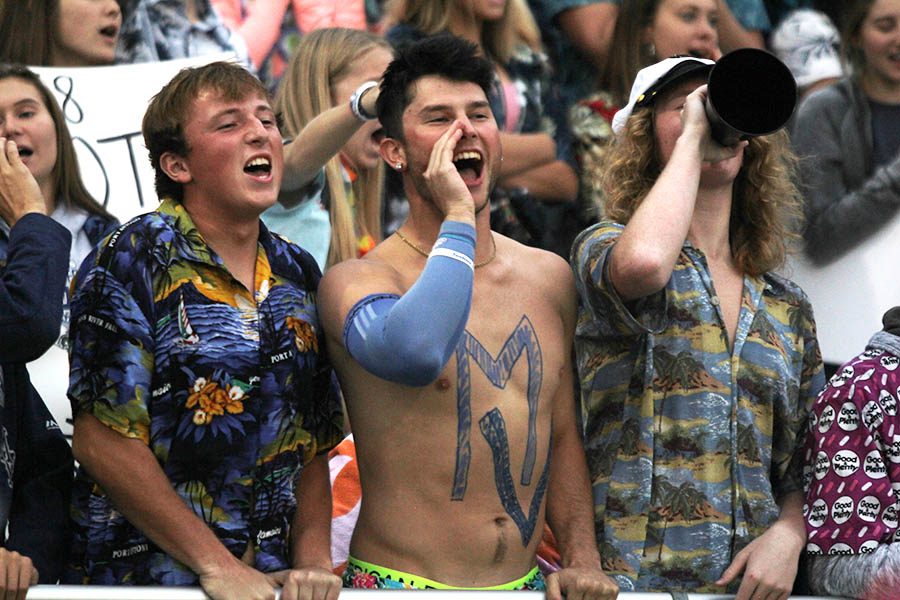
{"left": 350, "top": 81, "right": 378, "bottom": 122}
{"left": 429, "top": 247, "right": 475, "bottom": 272}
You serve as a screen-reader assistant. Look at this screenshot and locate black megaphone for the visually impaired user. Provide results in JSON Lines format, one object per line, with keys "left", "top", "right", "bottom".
{"left": 705, "top": 48, "right": 797, "bottom": 146}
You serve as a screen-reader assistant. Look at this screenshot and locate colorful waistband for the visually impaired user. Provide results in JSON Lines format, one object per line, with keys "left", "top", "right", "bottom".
{"left": 343, "top": 556, "right": 546, "bottom": 590}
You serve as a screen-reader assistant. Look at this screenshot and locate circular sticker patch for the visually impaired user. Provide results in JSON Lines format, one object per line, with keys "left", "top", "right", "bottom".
{"left": 833, "top": 449, "right": 861, "bottom": 477}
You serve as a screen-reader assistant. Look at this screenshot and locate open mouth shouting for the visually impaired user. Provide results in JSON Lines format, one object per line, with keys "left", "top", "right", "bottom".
{"left": 244, "top": 156, "right": 273, "bottom": 182}
{"left": 99, "top": 24, "right": 119, "bottom": 43}
{"left": 452, "top": 150, "right": 484, "bottom": 186}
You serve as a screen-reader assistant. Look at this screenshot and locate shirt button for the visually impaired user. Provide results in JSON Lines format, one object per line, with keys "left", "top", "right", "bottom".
{"left": 710, "top": 296, "right": 720, "bottom": 306}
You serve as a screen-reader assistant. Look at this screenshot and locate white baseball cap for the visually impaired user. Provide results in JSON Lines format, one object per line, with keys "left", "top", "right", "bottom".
{"left": 611, "top": 56, "right": 715, "bottom": 135}
{"left": 770, "top": 9, "right": 843, "bottom": 90}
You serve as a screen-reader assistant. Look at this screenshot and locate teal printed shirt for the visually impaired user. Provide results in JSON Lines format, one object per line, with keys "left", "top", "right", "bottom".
{"left": 63, "top": 199, "right": 343, "bottom": 585}
{"left": 571, "top": 222, "right": 824, "bottom": 592}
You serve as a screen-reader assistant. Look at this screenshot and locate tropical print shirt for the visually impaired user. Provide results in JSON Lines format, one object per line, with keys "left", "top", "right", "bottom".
{"left": 571, "top": 222, "right": 824, "bottom": 592}
{"left": 63, "top": 198, "right": 343, "bottom": 585}
{"left": 803, "top": 330, "right": 900, "bottom": 555}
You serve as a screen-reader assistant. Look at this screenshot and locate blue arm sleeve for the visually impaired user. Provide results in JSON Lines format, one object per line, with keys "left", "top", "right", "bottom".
{"left": 343, "top": 220, "right": 476, "bottom": 387}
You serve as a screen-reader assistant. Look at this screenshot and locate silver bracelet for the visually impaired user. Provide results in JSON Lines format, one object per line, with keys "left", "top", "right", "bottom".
{"left": 349, "top": 80, "right": 378, "bottom": 122}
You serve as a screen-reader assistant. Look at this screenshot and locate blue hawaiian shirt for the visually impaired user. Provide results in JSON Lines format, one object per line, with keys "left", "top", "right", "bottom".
{"left": 63, "top": 198, "right": 343, "bottom": 585}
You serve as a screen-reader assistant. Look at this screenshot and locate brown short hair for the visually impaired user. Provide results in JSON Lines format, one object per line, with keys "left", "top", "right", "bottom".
{"left": 142, "top": 61, "right": 270, "bottom": 202}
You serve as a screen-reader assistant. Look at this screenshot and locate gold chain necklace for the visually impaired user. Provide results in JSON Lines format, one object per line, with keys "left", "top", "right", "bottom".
{"left": 394, "top": 228, "right": 497, "bottom": 268}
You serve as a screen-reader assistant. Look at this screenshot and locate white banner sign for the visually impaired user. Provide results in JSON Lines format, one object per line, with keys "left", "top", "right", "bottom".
{"left": 786, "top": 214, "right": 900, "bottom": 365}
{"left": 27, "top": 55, "right": 234, "bottom": 436}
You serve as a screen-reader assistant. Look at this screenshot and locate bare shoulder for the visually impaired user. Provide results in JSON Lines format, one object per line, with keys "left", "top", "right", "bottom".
{"left": 494, "top": 234, "right": 576, "bottom": 307}
{"left": 318, "top": 249, "right": 406, "bottom": 336}
{"left": 495, "top": 234, "right": 578, "bottom": 324}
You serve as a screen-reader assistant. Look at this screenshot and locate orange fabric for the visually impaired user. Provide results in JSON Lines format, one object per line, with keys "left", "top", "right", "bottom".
{"left": 330, "top": 436, "right": 361, "bottom": 519}
{"left": 537, "top": 524, "right": 562, "bottom": 568}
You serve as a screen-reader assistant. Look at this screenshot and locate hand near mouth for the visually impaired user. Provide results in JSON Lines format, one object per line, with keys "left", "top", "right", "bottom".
{"left": 0, "top": 138, "right": 47, "bottom": 226}
{"left": 681, "top": 85, "right": 747, "bottom": 163}
{"left": 422, "top": 120, "right": 476, "bottom": 225}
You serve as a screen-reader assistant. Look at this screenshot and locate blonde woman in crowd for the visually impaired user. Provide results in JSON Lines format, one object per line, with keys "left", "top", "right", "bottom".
{"left": 263, "top": 28, "right": 392, "bottom": 270}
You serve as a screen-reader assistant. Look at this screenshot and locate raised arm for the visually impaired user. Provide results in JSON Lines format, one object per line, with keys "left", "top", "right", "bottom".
{"left": 282, "top": 82, "right": 380, "bottom": 191}
{"left": 0, "top": 139, "right": 70, "bottom": 363}
{"left": 320, "top": 121, "right": 478, "bottom": 386}
{"left": 555, "top": 3, "right": 619, "bottom": 71}
{"left": 609, "top": 85, "right": 741, "bottom": 300}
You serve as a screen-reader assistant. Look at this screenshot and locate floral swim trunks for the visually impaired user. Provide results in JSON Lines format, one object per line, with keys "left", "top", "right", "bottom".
{"left": 343, "top": 556, "right": 546, "bottom": 590}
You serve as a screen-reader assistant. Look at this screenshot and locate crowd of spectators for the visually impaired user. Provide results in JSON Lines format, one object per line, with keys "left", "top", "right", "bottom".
{"left": 1, "top": 0, "right": 900, "bottom": 599}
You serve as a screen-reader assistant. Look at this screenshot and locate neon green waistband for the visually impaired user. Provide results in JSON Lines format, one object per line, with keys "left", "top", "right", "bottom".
{"left": 346, "top": 555, "right": 543, "bottom": 590}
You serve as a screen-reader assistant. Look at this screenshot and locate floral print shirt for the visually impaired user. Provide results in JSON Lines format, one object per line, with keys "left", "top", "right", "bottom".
{"left": 568, "top": 89, "right": 618, "bottom": 222}
{"left": 63, "top": 198, "right": 342, "bottom": 585}
{"left": 571, "top": 222, "right": 824, "bottom": 592}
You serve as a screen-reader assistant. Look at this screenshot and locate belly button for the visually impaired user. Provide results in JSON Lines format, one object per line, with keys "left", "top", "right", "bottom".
{"left": 436, "top": 377, "right": 452, "bottom": 390}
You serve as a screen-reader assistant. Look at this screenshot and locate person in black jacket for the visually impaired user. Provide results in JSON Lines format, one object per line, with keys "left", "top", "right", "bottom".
{"left": 0, "top": 129, "right": 74, "bottom": 595}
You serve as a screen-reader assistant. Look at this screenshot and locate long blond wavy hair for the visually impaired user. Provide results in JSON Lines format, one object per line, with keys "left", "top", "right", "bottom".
{"left": 275, "top": 28, "right": 389, "bottom": 268}
{"left": 600, "top": 107, "right": 803, "bottom": 276}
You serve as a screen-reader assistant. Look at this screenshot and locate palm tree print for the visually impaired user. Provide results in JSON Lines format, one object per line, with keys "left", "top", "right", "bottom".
{"left": 652, "top": 349, "right": 719, "bottom": 393}
{"left": 652, "top": 477, "right": 710, "bottom": 561}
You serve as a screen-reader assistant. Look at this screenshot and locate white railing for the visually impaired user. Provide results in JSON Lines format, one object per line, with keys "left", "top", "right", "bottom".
{"left": 23, "top": 588, "right": 842, "bottom": 600}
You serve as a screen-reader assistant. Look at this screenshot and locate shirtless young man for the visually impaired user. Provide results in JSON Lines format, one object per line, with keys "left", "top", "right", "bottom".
{"left": 318, "top": 34, "right": 618, "bottom": 599}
